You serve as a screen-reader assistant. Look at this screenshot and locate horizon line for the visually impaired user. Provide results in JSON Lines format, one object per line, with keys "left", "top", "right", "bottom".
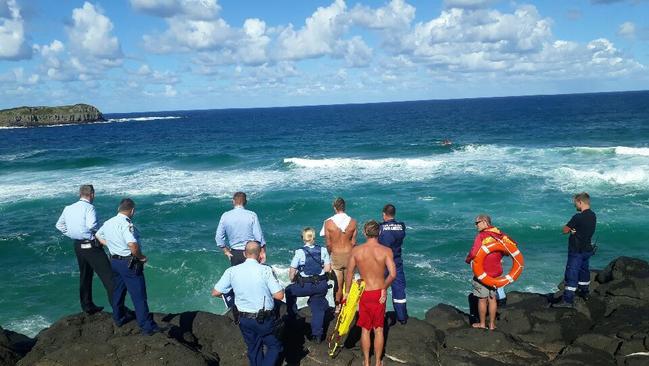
{"left": 104, "top": 88, "right": 649, "bottom": 115}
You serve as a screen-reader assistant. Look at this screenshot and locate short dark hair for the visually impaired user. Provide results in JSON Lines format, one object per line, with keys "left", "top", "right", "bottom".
{"left": 383, "top": 204, "right": 396, "bottom": 217}
{"left": 79, "top": 185, "right": 94, "bottom": 197}
{"left": 574, "top": 192, "right": 590, "bottom": 204}
{"left": 363, "top": 220, "right": 380, "bottom": 238}
{"left": 118, "top": 198, "right": 135, "bottom": 212}
{"left": 245, "top": 241, "right": 261, "bottom": 258}
{"left": 333, "top": 197, "right": 345, "bottom": 212}
{"left": 233, "top": 192, "right": 247, "bottom": 206}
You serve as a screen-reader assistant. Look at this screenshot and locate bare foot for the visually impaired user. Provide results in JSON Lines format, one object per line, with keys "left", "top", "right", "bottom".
{"left": 472, "top": 323, "right": 486, "bottom": 329}
{"left": 489, "top": 325, "right": 497, "bottom": 330}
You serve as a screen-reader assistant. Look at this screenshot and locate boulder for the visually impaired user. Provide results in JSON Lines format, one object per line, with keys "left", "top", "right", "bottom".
{"left": 425, "top": 303, "right": 469, "bottom": 333}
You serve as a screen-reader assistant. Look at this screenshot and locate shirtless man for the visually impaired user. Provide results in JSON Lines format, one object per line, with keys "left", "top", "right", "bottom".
{"left": 320, "top": 197, "right": 357, "bottom": 308}
{"left": 344, "top": 220, "right": 396, "bottom": 366}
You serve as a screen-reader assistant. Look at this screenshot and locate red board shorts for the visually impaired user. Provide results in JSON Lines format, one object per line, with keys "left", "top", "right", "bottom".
{"left": 357, "top": 289, "right": 386, "bottom": 330}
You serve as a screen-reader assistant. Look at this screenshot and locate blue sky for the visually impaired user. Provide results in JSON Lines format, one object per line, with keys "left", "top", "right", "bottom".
{"left": 1, "top": 0, "right": 648, "bottom": 112}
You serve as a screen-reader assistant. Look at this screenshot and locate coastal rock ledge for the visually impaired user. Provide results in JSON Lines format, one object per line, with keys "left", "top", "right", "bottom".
{"left": 0, "top": 104, "right": 105, "bottom": 127}
{"left": 2, "top": 256, "right": 648, "bottom": 366}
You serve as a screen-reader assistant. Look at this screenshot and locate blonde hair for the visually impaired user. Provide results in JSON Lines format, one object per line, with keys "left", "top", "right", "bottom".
{"left": 302, "top": 227, "right": 316, "bottom": 244}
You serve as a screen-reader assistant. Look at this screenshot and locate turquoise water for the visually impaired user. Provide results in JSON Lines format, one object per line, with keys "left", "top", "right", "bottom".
{"left": 1, "top": 91, "right": 648, "bottom": 337}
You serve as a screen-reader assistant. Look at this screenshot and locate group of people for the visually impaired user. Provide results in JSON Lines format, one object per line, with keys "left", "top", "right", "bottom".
{"left": 56, "top": 186, "right": 597, "bottom": 366}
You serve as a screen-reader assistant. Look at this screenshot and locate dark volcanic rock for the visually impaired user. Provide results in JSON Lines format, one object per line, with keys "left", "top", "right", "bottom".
{"left": 0, "top": 104, "right": 105, "bottom": 127}
{"left": 3, "top": 256, "right": 649, "bottom": 365}
{"left": 0, "top": 326, "right": 34, "bottom": 366}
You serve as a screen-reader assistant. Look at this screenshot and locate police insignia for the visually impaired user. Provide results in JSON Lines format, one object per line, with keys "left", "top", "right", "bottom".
{"left": 129, "top": 224, "right": 134, "bottom": 233}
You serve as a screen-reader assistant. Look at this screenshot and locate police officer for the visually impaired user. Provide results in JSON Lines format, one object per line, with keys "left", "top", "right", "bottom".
{"left": 553, "top": 192, "right": 597, "bottom": 308}
{"left": 378, "top": 204, "right": 408, "bottom": 324}
{"left": 95, "top": 198, "right": 160, "bottom": 335}
{"left": 55, "top": 184, "right": 112, "bottom": 314}
{"left": 212, "top": 241, "right": 284, "bottom": 366}
{"left": 215, "top": 192, "right": 267, "bottom": 308}
{"left": 285, "top": 227, "right": 331, "bottom": 343}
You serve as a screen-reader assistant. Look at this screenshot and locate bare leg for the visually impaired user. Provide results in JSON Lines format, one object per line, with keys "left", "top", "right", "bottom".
{"left": 373, "top": 327, "right": 384, "bottom": 366}
{"left": 334, "top": 268, "right": 345, "bottom": 307}
{"left": 472, "top": 298, "right": 487, "bottom": 328}
{"left": 488, "top": 296, "right": 498, "bottom": 330}
{"left": 361, "top": 328, "right": 371, "bottom": 366}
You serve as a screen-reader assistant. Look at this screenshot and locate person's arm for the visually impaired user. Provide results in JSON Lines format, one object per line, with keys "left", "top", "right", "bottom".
{"left": 215, "top": 216, "right": 232, "bottom": 258}
{"left": 563, "top": 215, "right": 577, "bottom": 234}
{"left": 289, "top": 250, "right": 301, "bottom": 282}
{"left": 259, "top": 246, "right": 267, "bottom": 264}
{"left": 272, "top": 289, "right": 285, "bottom": 301}
{"left": 95, "top": 225, "right": 107, "bottom": 246}
{"left": 86, "top": 206, "right": 98, "bottom": 235}
{"left": 322, "top": 248, "right": 332, "bottom": 273}
{"left": 212, "top": 269, "right": 232, "bottom": 297}
{"left": 55, "top": 211, "right": 67, "bottom": 234}
{"left": 350, "top": 221, "right": 358, "bottom": 246}
{"left": 343, "top": 252, "right": 357, "bottom": 301}
{"left": 127, "top": 242, "right": 146, "bottom": 262}
{"left": 382, "top": 250, "right": 397, "bottom": 304}
{"left": 288, "top": 267, "right": 297, "bottom": 282}
{"left": 465, "top": 235, "right": 482, "bottom": 263}
{"left": 324, "top": 221, "right": 334, "bottom": 252}
{"left": 265, "top": 267, "right": 285, "bottom": 301}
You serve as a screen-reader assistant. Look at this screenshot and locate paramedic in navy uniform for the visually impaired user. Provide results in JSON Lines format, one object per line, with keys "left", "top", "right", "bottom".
{"left": 55, "top": 184, "right": 112, "bottom": 314}
{"left": 95, "top": 198, "right": 160, "bottom": 335}
{"left": 212, "top": 241, "right": 284, "bottom": 366}
{"left": 378, "top": 204, "right": 408, "bottom": 324}
{"left": 285, "top": 227, "right": 332, "bottom": 343}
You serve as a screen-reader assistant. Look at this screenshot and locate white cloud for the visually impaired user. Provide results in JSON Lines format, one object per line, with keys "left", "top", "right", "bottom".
{"left": 275, "top": 0, "right": 350, "bottom": 60}
{"left": 164, "top": 84, "right": 177, "bottom": 96}
{"left": 67, "top": 2, "right": 122, "bottom": 59}
{"left": 130, "top": 0, "right": 220, "bottom": 20}
{"left": 349, "top": 0, "right": 415, "bottom": 30}
{"left": 617, "top": 21, "right": 636, "bottom": 38}
{"left": 444, "top": 0, "right": 498, "bottom": 9}
{"left": 0, "top": 0, "right": 32, "bottom": 60}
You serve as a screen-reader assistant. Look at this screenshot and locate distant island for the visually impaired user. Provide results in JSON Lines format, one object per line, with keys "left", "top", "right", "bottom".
{"left": 0, "top": 104, "right": 105, "bottom": 128}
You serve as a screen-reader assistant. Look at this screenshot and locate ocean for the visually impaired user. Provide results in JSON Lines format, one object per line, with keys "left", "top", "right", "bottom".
{"left": 1, "top": 91, "right": 648, "bottom": 337}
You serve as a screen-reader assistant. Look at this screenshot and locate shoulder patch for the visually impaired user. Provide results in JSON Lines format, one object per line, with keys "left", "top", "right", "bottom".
{"left": 128, "top": 223, "right": 134, "bottom": 233}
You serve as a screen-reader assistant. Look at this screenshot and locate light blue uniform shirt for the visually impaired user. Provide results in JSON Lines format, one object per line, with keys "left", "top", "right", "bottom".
{"left": 214, "top": 259, "right": 283, "bottom": 313}
{"left": 290, "top": 244, "right": 331, "bottom": 277}
{"left": 215, "top": 206, "right": 266, "bottom": 250}
{"left": 55, "top": 198, "right": 98, "bottom": 240}
{"left": 96, "top": 213, "right": 140, "bottom": 257}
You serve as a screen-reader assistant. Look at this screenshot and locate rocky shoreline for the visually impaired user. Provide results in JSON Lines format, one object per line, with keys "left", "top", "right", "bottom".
{"left": 0, "top": 104, "right": 105, "bottom": 127}
{"left": 2, "top": 256, "right": 648, "bottom": 366}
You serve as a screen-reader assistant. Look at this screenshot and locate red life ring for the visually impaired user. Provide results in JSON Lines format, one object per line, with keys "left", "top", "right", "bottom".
{"left": 472, "top": 234, "right": 524, "bottom": 288}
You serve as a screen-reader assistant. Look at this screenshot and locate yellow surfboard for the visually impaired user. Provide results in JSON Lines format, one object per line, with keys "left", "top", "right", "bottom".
{"left": 328, "top": 279, "right": 365, "bottom": 357}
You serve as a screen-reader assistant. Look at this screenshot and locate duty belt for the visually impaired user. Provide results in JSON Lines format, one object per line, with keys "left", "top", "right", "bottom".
{"left": 298, "top": 274, "right": 328, "bottom": 284}
{"left": 239, "top": 310, "right": 275, "bottom": 320}
{"left": 111, "top": 254, "right": 133, "bottom": 260}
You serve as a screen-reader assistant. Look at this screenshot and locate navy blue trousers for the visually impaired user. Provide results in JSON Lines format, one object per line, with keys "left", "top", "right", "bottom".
{"left": 285, "top": 280, "right": 328, "bottom": 338}
{"left": 111, "top": 258, "right": 157, "bottom": 332}
{"left": 563, "top": 251, "right": 593, "bottom": 303}
{"left": 239, "top": 317, "right": 282, "bottom": 366}
{"left": 391, "top": 259, "right": 408, "bottom": 322}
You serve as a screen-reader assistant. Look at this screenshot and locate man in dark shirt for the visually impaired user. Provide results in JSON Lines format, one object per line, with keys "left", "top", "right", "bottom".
{"left": 378, "top": 204, "right": 408, "bottom": 324}
{"left": 553, "top": 192, "right": 597, "bottom": 308}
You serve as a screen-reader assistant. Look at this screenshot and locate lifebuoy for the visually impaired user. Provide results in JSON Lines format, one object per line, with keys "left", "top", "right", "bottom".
{"left": 472, "top": 234, "right": 524, "bottom": 288}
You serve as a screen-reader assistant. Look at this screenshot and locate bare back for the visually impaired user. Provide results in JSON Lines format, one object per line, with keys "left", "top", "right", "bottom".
{"left": 325, "top": 218, "right": 357, "bottom": 254}
{"left": 350, "top": 239, "right": 396, "bottom": 291}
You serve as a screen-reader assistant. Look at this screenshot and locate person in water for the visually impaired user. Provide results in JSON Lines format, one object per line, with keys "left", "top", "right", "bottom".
{"left": 553, "top": 192, "right": 597, "bottom": 309}
{"left": 344, "top": 220, "right": 396, "bottom": 366}
{"left": 320, "top": 197, "right": 357, "bottom": 311}
{"left": 465, "top": 214, "right": 505, "bottom": 330}
{"left": 285, "top": 227, "right": 331, "bottom": 343}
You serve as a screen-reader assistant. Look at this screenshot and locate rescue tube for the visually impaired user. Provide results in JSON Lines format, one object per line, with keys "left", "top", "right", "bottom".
{"left": 472, "top": 234, "right": 524, "bottom": 288}
{"left": 328, "top": 279, "right": 365, "bottom": 358}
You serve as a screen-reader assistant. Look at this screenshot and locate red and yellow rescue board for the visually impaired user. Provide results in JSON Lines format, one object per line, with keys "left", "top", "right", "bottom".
{"left": 472, "top": 234, "right": 524, "bottom": 288}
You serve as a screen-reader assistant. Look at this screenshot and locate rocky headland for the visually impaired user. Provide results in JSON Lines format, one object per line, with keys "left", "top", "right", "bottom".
{"left": 0, "top": 104, "right": 105, "bottom": 128}
{"left": 2, "top": 256, "right": 648, "bottom": 366}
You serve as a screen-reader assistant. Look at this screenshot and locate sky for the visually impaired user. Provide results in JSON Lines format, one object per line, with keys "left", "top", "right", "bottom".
{"left": 0, "top": 0, "right": 648, "bottom": 113}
